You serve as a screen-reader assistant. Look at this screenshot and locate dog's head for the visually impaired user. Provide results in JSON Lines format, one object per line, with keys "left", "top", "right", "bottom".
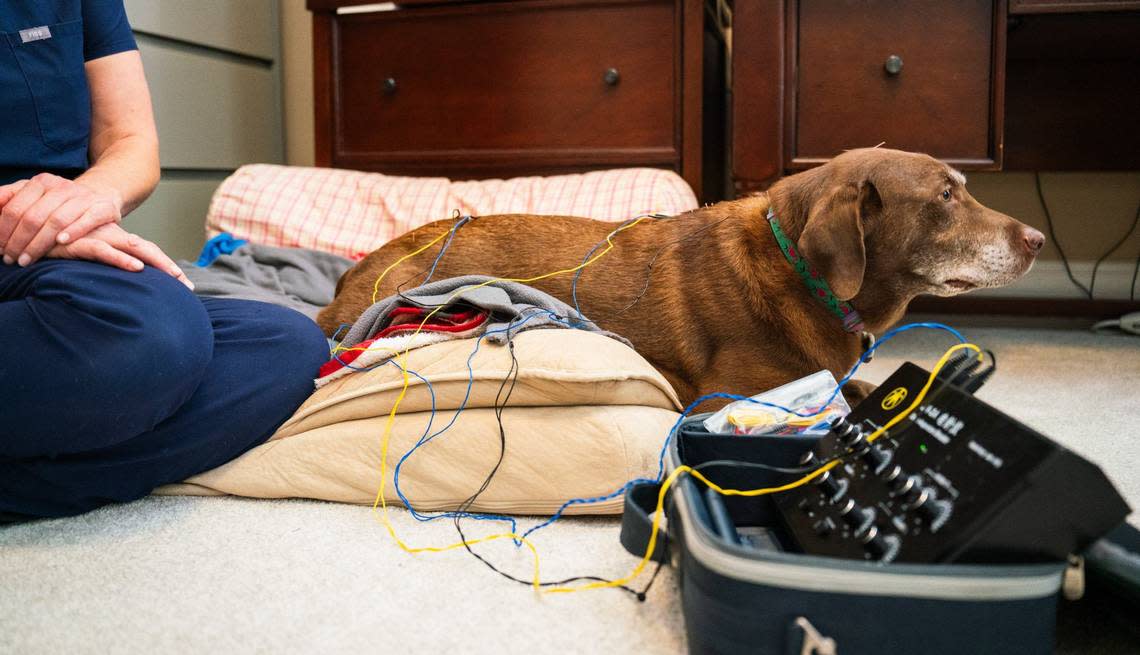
{"left": 772, "top": 148, "right": 1044, "bottom": 303}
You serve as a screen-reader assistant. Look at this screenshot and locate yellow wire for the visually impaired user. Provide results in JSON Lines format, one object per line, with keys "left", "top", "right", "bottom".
{"left": 543, "top": 342, "right": 982, "bottom": 594}
{"left": 370, "top": 225, "right": 455, "bottom": 305}
{"left": 363, "top": 216, "right": 649, "bottom": 588}
{"left": 353, "top": 212, "right": 981, "bottom": 596}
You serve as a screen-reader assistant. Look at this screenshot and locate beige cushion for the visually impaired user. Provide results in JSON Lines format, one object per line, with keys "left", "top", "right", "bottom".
{"left": 156, "top": 330, "right": 682, "bottom": 515}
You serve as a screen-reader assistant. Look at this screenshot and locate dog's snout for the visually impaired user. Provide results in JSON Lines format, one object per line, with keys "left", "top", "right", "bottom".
{"left": 1022, "top": 227, "right": 1046, "bottom": 254}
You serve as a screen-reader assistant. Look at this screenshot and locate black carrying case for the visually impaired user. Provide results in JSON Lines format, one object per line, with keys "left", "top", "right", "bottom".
{"left": 620, "top": 415, "right": 1066, "bottom": 655}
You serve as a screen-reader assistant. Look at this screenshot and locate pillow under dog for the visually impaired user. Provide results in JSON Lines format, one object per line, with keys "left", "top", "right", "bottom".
{"left": 155, "top": 329, "right": 683, "bottom": 515}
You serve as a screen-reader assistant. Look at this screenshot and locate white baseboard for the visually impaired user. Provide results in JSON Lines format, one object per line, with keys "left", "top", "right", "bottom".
{"left": 970, "top": 260, "right": 1139, "bottom": 300}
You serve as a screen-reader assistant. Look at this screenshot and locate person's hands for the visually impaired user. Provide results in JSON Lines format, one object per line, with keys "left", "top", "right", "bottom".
{"left": 45, "top": 223, "right": 194, "bottom": 289}
{"left": 0, "top": 173, "right": 123, "bottom": 267}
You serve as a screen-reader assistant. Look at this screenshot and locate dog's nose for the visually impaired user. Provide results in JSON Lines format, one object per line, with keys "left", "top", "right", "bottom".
{"left": 1022, "top": 227, "right": 1045, "bottom": 254}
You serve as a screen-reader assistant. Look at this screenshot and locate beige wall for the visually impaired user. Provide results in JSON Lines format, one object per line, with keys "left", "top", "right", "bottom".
{"left": 281, "top": 0, "right": 315, "bottom": 167}
{"left": 124, "top": 0, "right": 283, "bottom": 260}
{"left": 969, "top": 172, "right": 1140, "bottom": 263}
{"left": 967, "top": 172, "right": 1140, "bottom": 300}
{"left": 275, "top": 5, "right": 1139, "bottom": 298}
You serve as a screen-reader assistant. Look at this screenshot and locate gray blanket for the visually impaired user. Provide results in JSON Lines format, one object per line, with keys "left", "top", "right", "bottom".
{"left": 181, "top": 244, "right": 353, "bottom": 319}
{"left": 340, "top": 275, "right": 630, "bottom": 349}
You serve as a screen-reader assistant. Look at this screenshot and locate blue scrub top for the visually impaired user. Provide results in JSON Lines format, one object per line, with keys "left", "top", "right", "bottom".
{"left": 0, "top": 1, "right": 137, "bottom": 185}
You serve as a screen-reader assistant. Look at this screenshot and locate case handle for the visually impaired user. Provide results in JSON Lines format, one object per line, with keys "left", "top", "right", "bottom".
{"left": 787, "top": 616, "right": 838, "bottom": 655}
{"left": 619, "top": 480, "right": 671, "bottom": 563}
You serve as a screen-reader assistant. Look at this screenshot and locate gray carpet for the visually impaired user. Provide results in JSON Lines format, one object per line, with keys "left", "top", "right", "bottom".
{"left": 2, "top": 317, "right": 1138, "bottom": 654}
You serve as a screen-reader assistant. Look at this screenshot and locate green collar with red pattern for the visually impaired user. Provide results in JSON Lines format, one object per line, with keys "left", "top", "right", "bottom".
{"left": 766, "top": 207, "right": 866, "bottom": 334}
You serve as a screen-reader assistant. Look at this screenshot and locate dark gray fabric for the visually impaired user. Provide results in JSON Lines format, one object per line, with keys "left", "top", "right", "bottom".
{"left": 180, "top": 244, "right": 353, "bottom": 319}
{"left": 340, "top": 274, "right": 630, "bottom": 349}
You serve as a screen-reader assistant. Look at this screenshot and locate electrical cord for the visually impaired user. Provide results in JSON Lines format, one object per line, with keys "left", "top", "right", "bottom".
{"left": 570, "top": 214, "right": 733, "bottom": 324}
{"left": 648, "top": 321, "right": 967, "bottom": 482}
{"left": 1035, "top": 173, "right": 1140, "bottom": 301}
{"left": 1089, "top": 200, "right": 1140, "bottom": 299}
{"left": 1035, "top": 172, "right": 1091, "bottom": 299}
{"left": 357, "top": 217, "right": 652, "bottom": 589}
{"left": 391, "top": 310, "right": 552, "bottom": 530}
{"left": 613, "top": 216, "right": 733, "bottom": 317}
{"left": 325, "top": 339, "right": 523, "bottom": 531}
{"left": 543, "top": 342, "right": 983, "bottom": 595}
{"left": 506, "top": 320, "right": 969, "bottom": 544}
{"left": 334, "top": 209, "right": 986, "bottom": 594}
{"left": 678, "top": 349, "right": 995, "bottom": 486}
{"left": 1132, "top": 246, "right": 1140, "bottom": 302}
{"left": 450, "top": 338, "right": 665, "bottom": 600}
{"left": 335, "top": 247, "right": 975, "bottom": 589}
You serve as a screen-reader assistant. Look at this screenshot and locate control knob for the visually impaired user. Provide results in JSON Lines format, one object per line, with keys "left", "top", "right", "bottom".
{"left": 861, "top": 444, "right": 893, "bottom": 475}
{"left": 861, "top": 527, "right": 902, "bottom": 562}
{"left": 814, "top": 470, "right": 848, "bottom": 502}
{"left": 798, "top": 450, "right": 820, "bottom": 467}
{"left": 833, "top": 418, "right": 867, "bottom": 451}
{"left": 888, "top": 472, "right": 922, "bottom": 498}
{"left": 916, "top": 492, "right": 954, "bottom": 532}
{"left": 839, "top": 499, "right": 876, "bottom": 536}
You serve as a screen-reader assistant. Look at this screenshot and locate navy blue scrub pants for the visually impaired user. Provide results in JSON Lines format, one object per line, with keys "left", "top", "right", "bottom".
{"left": 0, "top": 259, "right": 328, "bottom": 520}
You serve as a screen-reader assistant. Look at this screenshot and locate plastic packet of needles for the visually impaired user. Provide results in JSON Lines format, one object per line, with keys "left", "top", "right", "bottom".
{"left": 702, "top": 370, "right": 851, "bottom": 436}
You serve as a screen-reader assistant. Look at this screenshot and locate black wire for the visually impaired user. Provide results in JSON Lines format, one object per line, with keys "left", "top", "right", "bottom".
{"left": 448, "top": 343, "right": 992, "bottom": 599}
{"left": 1132, "top": 245, "right": 1140, "bottom": 303}
{"left": 394, "top": 266, "right": 434, "bottom": 298}
{"left": 450, "top": 338, "right": 663, "bottom": 600}
{"left": 1090, "top": 199, "right": 1140, "bottom": 298}
{"left": 1035, "top": 172, "right": 1092, "bottom": 299}
{"left": 612, "top": 215, "right": 733, "bottom": 316}
{"left": 690, "top": 458, "right": 824, "bottom": 476}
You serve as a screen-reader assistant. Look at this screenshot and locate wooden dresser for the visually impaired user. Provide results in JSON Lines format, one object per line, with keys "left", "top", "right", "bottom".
{"left": 307, "top": 0, "right": 703, "bottom": 197}
{"left": 731, "top": 0, "right": 1140, "bottom": 194}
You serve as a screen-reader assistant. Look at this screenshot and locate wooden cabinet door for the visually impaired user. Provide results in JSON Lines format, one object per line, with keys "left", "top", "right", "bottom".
{"left": 789, "top": 0, "right": 1004, "bottom": 169}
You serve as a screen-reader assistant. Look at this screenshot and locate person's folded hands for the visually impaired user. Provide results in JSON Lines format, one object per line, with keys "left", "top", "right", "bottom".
{"left": 45, "top": 222, "right": 193, "bottom": 289}
{"left": 0, "top": 172, "right": 123, "bottom": 267}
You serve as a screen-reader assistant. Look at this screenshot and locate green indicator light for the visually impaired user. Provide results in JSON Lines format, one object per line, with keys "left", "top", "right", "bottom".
{"left": 919, "top": 444, "right": 929, "bottom": 454}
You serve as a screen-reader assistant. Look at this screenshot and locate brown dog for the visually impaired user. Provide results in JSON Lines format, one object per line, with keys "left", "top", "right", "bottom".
{"left": 318, "top": 148, "right": 1044, "bottom": 407}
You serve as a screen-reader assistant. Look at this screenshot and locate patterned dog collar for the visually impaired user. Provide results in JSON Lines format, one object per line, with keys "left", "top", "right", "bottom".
{"left": 766, "top": 207, "right": 866, "bottom": 334}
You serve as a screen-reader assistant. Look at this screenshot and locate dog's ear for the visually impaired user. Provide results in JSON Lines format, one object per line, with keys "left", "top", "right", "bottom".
{"left": 797, "top": 181, "right": 879, "bottom": 301}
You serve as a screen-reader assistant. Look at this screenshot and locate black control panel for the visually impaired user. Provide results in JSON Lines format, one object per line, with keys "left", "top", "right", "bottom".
{"left": 776, "top": 362, "right": 1130, "bottom": 564}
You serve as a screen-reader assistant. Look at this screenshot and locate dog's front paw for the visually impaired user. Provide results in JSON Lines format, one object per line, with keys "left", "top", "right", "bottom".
{"left": 841, "top": 379, "right": 877, "bottom": 407}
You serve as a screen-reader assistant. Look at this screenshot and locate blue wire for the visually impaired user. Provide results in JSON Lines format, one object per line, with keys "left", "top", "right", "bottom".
{"left": 389, "top": 305, "right": 653, "bottom": 542}
{"left": 570, "top": 216, "right": 642, "bottom": 323}
{"left": 520, "top": 477, "right": 656, "bottom": 540}
{"left": 421, "top": 214, "right": 472, "bottom": 286}
{"left": 389, "top": 307, "right": 643, "bottom": 542}
{"left": 650, "top": 321, "right": 967, "bottom": 480}
{"left": 399, "top": 317, "right": 966, "bottom": 541}
{"left": 336, "top": 269, "right": 968, "bottom": 544}
{"left": 526, "top": 321, "right": 969, "bottom": 529}
{"left": 325, "top": 317, "right": 519, "bottom": 530}
{"left": 390, "top": 308, "right": 560, "bottom": 533}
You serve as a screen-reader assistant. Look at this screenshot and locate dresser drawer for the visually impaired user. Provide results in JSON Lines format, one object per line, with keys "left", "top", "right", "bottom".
{"left": 790, "top": 0, "right": 1001, "bottom": 168}
{"left": 331, "top": 0, "right": 678, "bottom": 173}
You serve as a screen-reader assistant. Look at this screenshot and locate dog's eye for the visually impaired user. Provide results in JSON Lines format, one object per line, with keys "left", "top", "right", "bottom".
{"left": 941, "top": 188, "right": 952, "bottom": 202}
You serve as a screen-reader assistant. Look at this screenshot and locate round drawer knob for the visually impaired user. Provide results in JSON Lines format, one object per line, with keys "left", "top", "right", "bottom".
{"left": 382, "top": 77, "right": 398, "bottom": 95}
{"left": 603, "top": 68, "right": 620, "bottom": 86}
{"left": 884, "top": 55, "right": 903, "bottom": 76}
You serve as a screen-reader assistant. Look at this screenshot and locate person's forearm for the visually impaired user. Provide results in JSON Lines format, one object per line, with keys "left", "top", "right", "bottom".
{"left": 75, "top": 132, "right": 159, "bottom": 218}
{"left": 77, "top": 50, "right": 161, "bottom": 219}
